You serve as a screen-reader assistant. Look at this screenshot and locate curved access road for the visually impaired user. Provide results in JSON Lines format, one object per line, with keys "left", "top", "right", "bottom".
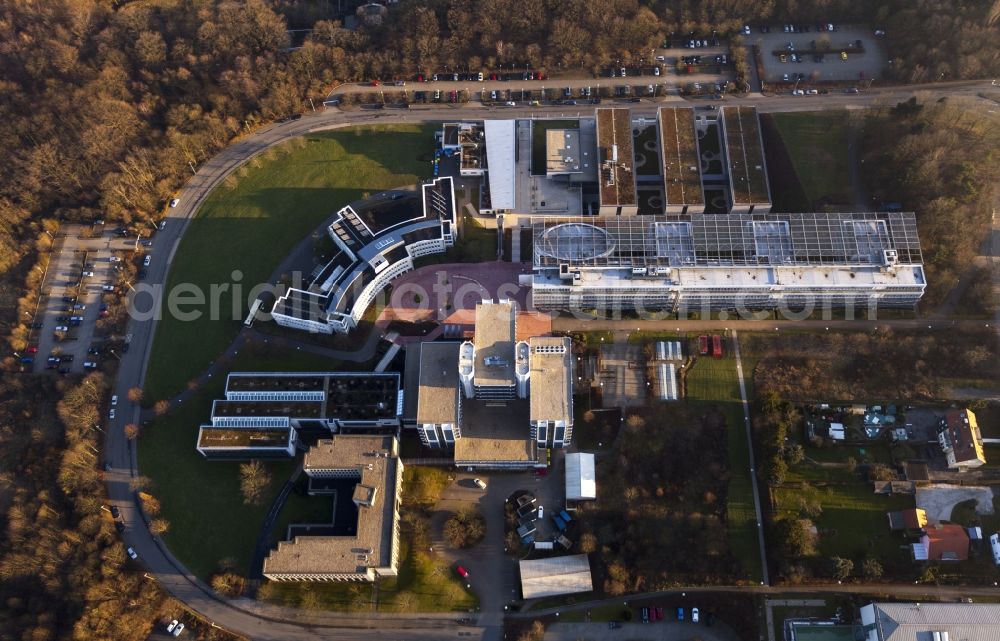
{"left": 103, "top": 78, "right": 999, "bottom": 640}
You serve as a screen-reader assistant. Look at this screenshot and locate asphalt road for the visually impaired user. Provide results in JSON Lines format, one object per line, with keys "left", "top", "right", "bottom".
{"left": 103, "top": 78, "right": 999, "bottom": 640}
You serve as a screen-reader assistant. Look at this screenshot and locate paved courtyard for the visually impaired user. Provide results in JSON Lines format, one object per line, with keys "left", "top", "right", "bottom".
{"left": 378, "top": 261, "right": 534, "bottom": 324}
{"left": 915, "top": 484, "right": 996, "bottom": 522}
{"left": 426, "top": 462, "right": 568, "bottom": 628}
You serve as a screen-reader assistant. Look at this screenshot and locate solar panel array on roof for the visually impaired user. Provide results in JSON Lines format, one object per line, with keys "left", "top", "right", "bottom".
{"left": 532, "top": 212, "right": 922, "bottom": 268}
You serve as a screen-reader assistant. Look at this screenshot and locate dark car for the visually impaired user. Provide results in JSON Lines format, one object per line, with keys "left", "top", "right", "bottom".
{"left": 63, "top": 296, "right": 76, "bottom": 303}
{"left": 115, "top": 521, "right": 125, "bottom": 534}
{"left": 608, "top": 621, "right": 621, "bottom": 629}
{"left": 31, "top": 322, "right": 43, "bottom": 329}
{"left": 110, "top": 505, "right": 120, "bottom": 519}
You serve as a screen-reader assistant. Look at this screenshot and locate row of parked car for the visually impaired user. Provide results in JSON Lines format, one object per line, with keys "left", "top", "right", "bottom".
{"left": 638, "top": 606, "right": 705, "bottom": 624}
{"left": 387, "top": 70, "right": 549, "bottom": 85}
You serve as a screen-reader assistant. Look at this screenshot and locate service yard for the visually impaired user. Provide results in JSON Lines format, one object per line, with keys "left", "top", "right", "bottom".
{"left": 753, "top": 24, "right": 887, "bottom": 86}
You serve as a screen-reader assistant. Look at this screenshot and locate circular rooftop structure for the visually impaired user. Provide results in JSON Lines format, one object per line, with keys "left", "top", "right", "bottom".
{"left": 538, "top": 223, "right": 615, "bottom": 262}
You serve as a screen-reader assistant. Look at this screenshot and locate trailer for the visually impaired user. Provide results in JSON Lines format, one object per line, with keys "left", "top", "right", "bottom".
{"left": 559, "top": 509, "right": 572, "bottom": 524}
{"left": 711, "top": 334, "right": 723, "bottom": 358}
{"left": 698, "top": 335, "right": 709, "bottom": 355}
{"left": 533, "top": 540, "right": 555, "bottom": 550}
{"left": 551, "top": 515, "right": 567, "bottom": 532}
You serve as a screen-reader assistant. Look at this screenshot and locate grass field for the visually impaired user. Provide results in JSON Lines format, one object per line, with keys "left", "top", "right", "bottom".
{"left": 143, "top": 124, "right": 435, "bottom": 402}
{"left": 772, "top": 478, "right": 913, "bottom": 561}
{"left": 137, "top": 346, "right": 372, "bottom": 580}
{"left": 413, "top": 213, "right": 497, "bottom": 267}
{"left": 770, "top": 111, "right": 852, "bottom": 207}
{"left": 684, "top": 343, "right": 763, "bottom": 582}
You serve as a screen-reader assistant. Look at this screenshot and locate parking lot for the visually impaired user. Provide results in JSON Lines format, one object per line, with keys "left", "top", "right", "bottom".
{"left": 544, "top": 620, "right": 740, "bottom": 641}
{"left": 752, "top": 24, "right": 887, "bottom": 86}
{"left": 26, "top": 222, "right": 159, "bottom": 383}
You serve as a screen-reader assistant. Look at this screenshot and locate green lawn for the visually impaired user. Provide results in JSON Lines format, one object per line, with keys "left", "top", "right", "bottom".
{"left": 269, "top": 492, "right": 335, "bottom": 546}
{"left": 137, "top": 346, "right": 369, "bottom": 580}
{"left": 770, "top": 110, "right": 852, "bottom": 207}
{"left": 684, "top": 345, "right": 763, "bottom": 583}
{"left": 412, "top": 214, "right": 498, "bottom": 267}
{"left": 144, "top": 124, "right": 435, "bottom": 402}
{"left": 772, "top": 480, "right": 913, "bottom": 561}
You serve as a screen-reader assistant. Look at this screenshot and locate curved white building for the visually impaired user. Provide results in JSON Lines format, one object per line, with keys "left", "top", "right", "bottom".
{"left": 270, "top": 177, "right": 457, "bottom": 334}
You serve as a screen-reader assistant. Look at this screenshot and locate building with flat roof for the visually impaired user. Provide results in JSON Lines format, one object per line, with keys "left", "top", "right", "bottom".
{"left": 526, "top": 336, "right": 573, "bottom": 448}
{"left": 483, "top": 119, "right": 516, "bottom": 213}
{"left": 453, "top": 397, "right": 538, "bottom": 468}
{"left": 860, "top": 602, "right": 1000, "bottom": 641}
{"left": 408, "top": 300, "right": 573, "bottom": 466}
{"left": 416, "top": 342, "right": 461, "bottom": 448}
{"left": 441, "top": 123, "right": 486, "bottom": 176}
{"left": 263, "top": 435, "right": 402, "bottom": 582}
{"left": 596, "top": 108, "right": 637, "bottom": 215}
{"left": 270, "top": 176, "right": 456, "bottom": 335}
{"left": 196, "top": 427, "right": 297, "bottom": 459}
{"left": 938, "top": 408, "right": 985, "bottom": 470}
{"left": 461, "top": 299, "right": 517, "bottom": 399}
{"left": 519, "top": 555, "right": 594, "bottom": 599}
{"left": 529, "top": 212, "right": 925, "bottom": 313}
{"left": 565, "top": 452, "right": 596, "bottom": 501}
{"left": 195, "top": 372, "right": 402, "bottom": 459}
{"left": 546, "top": 129, "right": 584, "bottom": 176}
{"left": 720, "top": 106, "right": 771, "bottom": 213}
{"left": 658, "top": 107, "right": 705, "bottom": 214}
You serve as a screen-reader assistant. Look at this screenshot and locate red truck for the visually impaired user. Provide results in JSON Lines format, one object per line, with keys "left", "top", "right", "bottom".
{"left": 711, "top": 334, "right": 723, "bottom": 358}
{"left": 698, "top": 335, "right": 709, "bottom": 355}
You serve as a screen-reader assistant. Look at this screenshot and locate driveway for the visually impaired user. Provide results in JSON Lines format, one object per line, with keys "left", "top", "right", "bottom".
{"left": 425, "top": 463, "right": 568, "bottom": 628}
{"left": 545, "top": 621, "right": 741, "bottom": 641}
{"left": 915, "top": 484, "right": 996, "bottom": 521}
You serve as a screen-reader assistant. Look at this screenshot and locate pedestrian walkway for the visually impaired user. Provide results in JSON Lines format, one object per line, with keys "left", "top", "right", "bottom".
{"left": 732, "top": 330, "right": 769, "bottom": 586}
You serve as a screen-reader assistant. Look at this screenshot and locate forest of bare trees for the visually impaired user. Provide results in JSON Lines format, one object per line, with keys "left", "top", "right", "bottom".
{"left": 861, "top": 98, "right": 1000, "bottom": 310}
